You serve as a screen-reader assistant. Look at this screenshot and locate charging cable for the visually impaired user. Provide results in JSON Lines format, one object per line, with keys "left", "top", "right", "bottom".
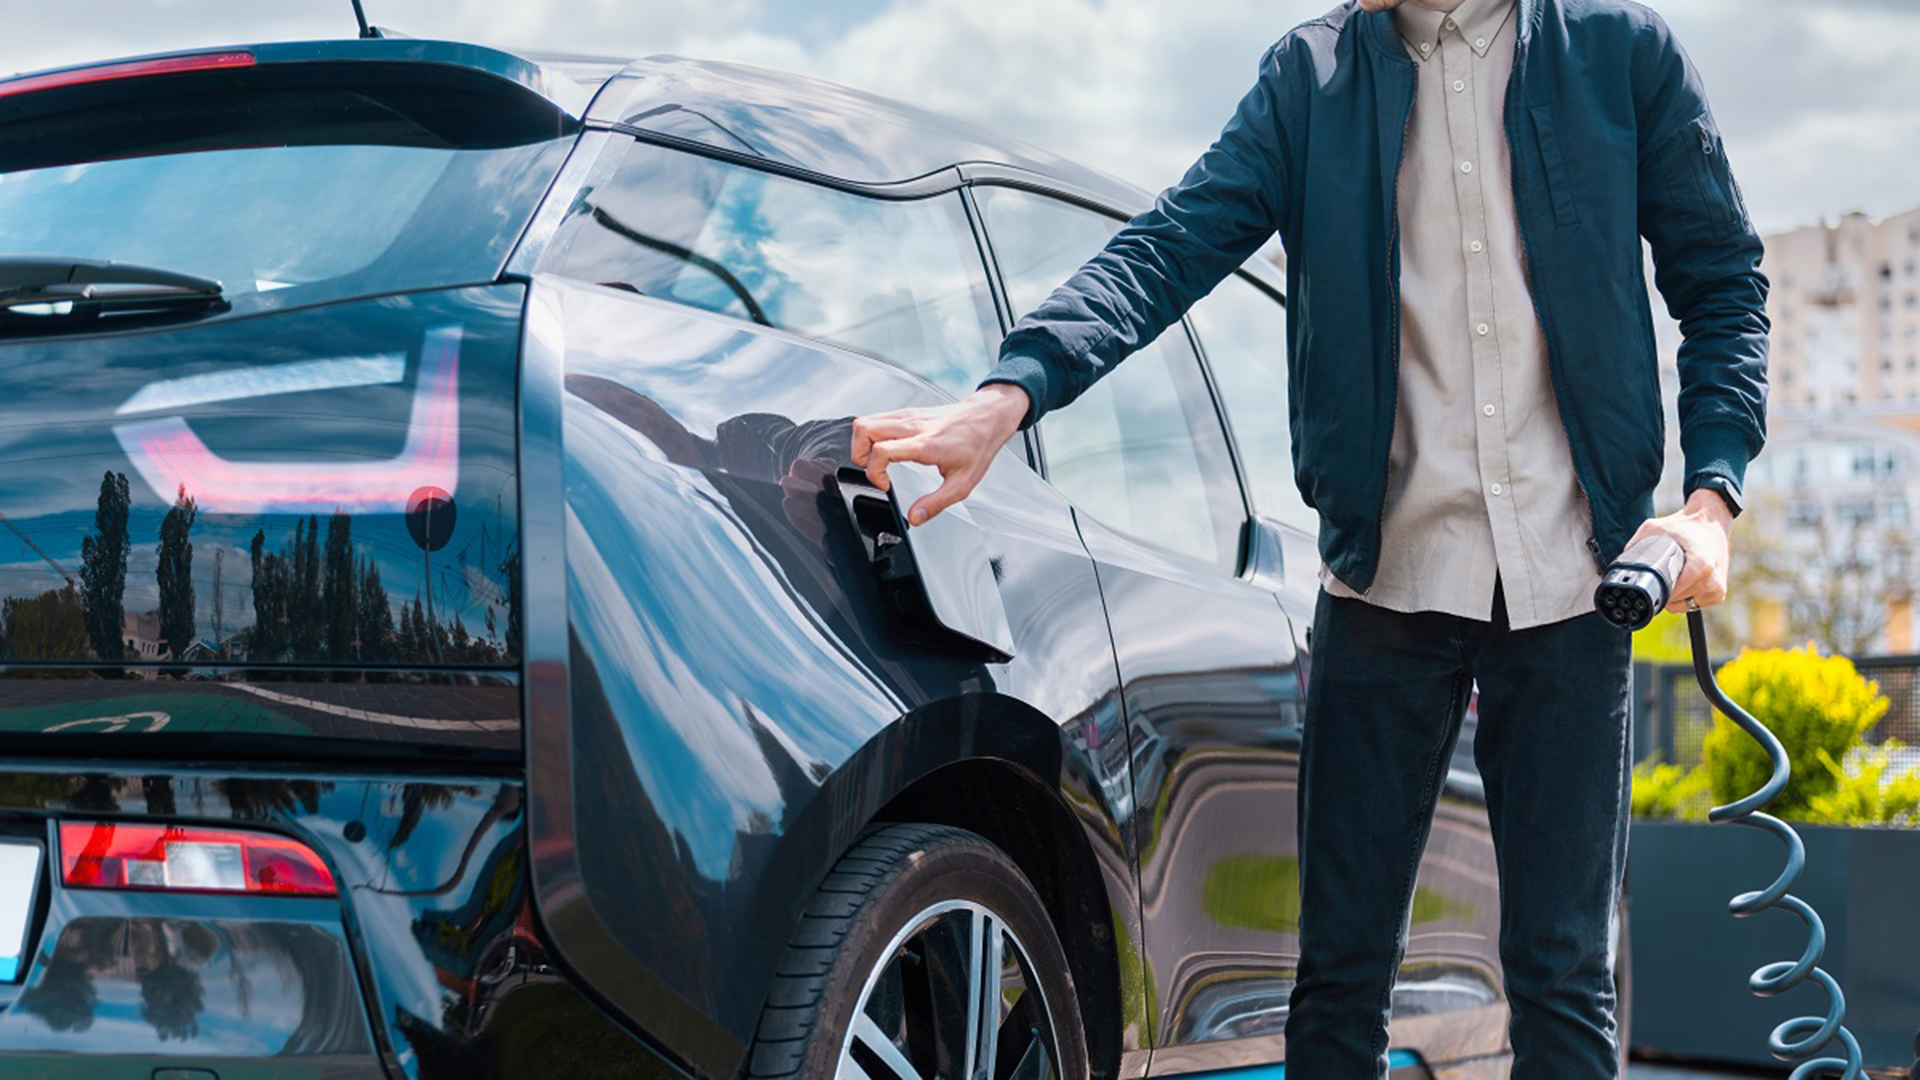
{"left": 1596, "top": 534, "right": 1863, "bottom": 1079}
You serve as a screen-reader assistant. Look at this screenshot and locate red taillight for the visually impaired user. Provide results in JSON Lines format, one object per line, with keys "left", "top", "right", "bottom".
{"left": 58, "top": 821, "right": 335, "bottom": 897}
{"left": 0, "top": 51, "right": 256, "bottom": 99}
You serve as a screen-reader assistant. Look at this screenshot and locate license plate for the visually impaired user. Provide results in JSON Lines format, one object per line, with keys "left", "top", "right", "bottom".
{"left": 0, "top": 841, "right": 42, "bottom": 982}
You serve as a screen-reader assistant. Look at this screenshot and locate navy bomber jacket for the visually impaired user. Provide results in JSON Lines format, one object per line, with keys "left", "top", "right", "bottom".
{"left": 977, "top": 0, "right": 1769, "bottom": 594}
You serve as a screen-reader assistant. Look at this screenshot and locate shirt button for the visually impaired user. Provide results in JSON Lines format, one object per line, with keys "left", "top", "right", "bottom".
{"left": 1453, "top": 79, "right": 1466, "bottom": 93}
{"left": 1443, "top": 16, "right": 1457, "bottom": 30}
{"left": 1483, "top": 403, "right": 1497, "bottom": 416}
{"left": 1490, "top": 483, "right": 1504, "bottom": 496}
{"left": 1460, "top": 161, "right": 1474, "bottom": 174}
{"left": 1476, "top": 323, "right": 1490, "bottom": 336}
{"left": 1470, "top": 239, "right": 1484, "bottom": 253}
{"left": 1475, "top": 37, "right": 1488, "bottom": 49}
{"left": 1420, "top": 42, "right": 1432, "bottom": 54}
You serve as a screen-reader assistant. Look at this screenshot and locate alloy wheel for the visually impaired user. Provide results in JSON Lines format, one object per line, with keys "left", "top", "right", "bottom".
{"left": 838, "top": 899, "right": 1063, "bottom": 1080}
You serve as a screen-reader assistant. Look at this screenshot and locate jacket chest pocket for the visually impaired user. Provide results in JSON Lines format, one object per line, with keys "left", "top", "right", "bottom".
{"left": 1527, "top": 104, "right": 1581, "bottom": 228}
{"left": 1671, "top": 113, "right": 1750, "bottom": 235}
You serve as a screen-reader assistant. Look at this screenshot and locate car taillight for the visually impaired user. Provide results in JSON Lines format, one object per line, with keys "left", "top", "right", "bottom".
{"left": 0, "top": 51, "right": 257, "bottom": 99}
{"left": 58, "top": 822, "right": 335, "bottom": 897}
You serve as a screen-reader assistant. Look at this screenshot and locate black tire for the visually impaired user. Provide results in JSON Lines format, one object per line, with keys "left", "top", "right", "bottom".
{"left": 745, "top": 823, "right": 1090, "bottom": 1080}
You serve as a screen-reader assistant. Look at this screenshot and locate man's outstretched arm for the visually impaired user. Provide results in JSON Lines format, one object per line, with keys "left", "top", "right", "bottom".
{"left": 1627, "top": 11, "right": 1769, "bottom": 611}
{"left": 853, "top": 43, "right": 1296, "bottom": 524}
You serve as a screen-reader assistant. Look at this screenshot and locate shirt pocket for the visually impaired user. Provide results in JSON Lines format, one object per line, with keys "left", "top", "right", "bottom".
{"left": 1671, "top": 113, "right": 1750, "bottom": 236}
{"left": 1528, "top": 104, "right": 1581, "bottom": 228}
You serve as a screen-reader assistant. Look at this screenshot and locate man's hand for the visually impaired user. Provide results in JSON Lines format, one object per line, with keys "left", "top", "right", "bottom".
{"left": 850, "top": 383, "right": 1031, "bottom": 525}
{"left": 1627, "top": 488, "right": 1736, "bottom": 612}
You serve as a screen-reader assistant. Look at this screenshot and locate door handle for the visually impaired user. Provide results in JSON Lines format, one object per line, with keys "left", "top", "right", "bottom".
{"left": 836, "top": 465, "right": 1014, "bottom": 662}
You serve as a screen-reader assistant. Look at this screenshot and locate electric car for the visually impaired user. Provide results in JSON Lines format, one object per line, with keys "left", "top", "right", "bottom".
{"left": 0, "top": 36, "right": 1597, "bottom": 1079}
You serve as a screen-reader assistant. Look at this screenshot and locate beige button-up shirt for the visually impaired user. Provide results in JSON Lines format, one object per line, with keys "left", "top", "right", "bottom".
{"left": 1321, "top": 0, "right": 1599, "bottom": 630}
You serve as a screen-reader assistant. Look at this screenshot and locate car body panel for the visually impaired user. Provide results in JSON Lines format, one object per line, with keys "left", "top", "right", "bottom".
{"left": 0, "top": 33, "right": 1525, "bottom": 1080}
{"left": 588, "top": 54, "right": 1150, "bottom": 208}
{"left": 0, "top": 764, "right": 674, "bottom": 1078}
{"left": 519, "top": 277, "right": 1146, "bottom": 1077}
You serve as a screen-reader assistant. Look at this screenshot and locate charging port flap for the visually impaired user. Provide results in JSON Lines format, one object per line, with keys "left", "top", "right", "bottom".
{"left": 835, "top": 465, "right": 1014, "bottom": 662}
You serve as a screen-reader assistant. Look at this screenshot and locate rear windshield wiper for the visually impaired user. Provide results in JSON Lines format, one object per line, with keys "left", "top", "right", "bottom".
{"left": 0, "top": 256, "right": 227, "bottom": 333}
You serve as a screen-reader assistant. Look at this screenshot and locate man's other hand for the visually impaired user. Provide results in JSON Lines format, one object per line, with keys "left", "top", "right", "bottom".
{"left": 1627, "top": 488, "right": 1736, "bottom": 612}
{"left": 850, "top": 383, "right": 1031, "bottom": 526}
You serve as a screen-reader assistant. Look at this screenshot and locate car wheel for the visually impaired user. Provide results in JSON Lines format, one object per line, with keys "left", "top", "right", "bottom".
{"left": 746, "top": 822, "right": 1090, "bottom": 1080}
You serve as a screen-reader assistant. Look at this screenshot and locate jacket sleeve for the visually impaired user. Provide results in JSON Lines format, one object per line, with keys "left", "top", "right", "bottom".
{"left": 977, "top": 43, "right": 1294, "bottom": 430}
{"left": 1632, "top": 11, "right": 1769, "bottom": 496}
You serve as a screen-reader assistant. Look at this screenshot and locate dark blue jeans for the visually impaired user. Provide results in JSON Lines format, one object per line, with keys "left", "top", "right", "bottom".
{"left": 1284, "top": 586, "right": 1633, "bottom": 1077}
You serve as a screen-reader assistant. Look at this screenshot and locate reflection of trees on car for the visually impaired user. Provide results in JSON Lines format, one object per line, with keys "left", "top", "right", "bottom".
{"left": 248, "top": 511, "right": 511, "bottom": 666}
{"left": 0, "top": 584, "right": 86, "bottom": 662}
{"left": 155, "top": 485, "right": 196, "bottom": 661}
{"left": 80, "top": 471, "right": 130, "bottom": 662}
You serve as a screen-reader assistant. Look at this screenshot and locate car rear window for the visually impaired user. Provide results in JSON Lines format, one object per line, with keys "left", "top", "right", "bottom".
{"left": 0, "top": 78, "right": 576, "bottom": 311}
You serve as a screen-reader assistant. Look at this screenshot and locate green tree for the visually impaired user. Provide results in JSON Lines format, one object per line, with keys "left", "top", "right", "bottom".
{"left": 2, "top": 585, "right": 88, "bottom": 661}
{"left": 322, "top": 512, "right": 356, "bottom": 661}
{"left": 249, "top": 529, "right": 288, "bottom": 662}
{"left": 288, "top": 516, "right": 322, "bottom": 658}
{"left": 155, "top": 486, "right": 198, "bottom": 660}
{"left": 78, "top": 471, "right": 130, "bottom": 662}
{"left": 356, "top": 556, "right": 396, "bottom": 663}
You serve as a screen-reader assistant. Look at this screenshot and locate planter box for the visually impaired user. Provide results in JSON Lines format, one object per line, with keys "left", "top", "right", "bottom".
{"left": 1627, "top": 820, "right": 1920, "bottom": 1070}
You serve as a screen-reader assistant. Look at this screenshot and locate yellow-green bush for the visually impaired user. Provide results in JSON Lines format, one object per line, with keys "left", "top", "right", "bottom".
{"left": 1631, "top": 757, "right": 1713, "bottom": 821}
{"left": 1803, "top": 744, "right": 1920, "bottom": 826}
{"left": 1702, "top": 644, "right": 1889, "bottom": 819}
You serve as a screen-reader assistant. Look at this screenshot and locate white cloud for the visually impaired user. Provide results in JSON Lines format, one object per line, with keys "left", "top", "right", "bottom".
{"left": 5, "top": 0, "right": 1918, "bottom": 232}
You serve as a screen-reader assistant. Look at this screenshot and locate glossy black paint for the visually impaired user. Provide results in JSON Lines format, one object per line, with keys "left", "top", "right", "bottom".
{"left": 0, "top": 766, "right": 671, "bottom": 1078}
{"left": 0, "top": 287, "right": 525, "bottom": 684}
{"left": 0, "top": 32, "right": 1520, "bottom": 1080}
{"left": 521, "top": 279, "right": 1145, "bottom": 1076}
{"left": 589, "top": 55, "right": 1150, "bottom": 206}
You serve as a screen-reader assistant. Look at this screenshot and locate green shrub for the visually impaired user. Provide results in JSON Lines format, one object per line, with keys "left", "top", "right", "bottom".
{"left": 1631, "top": 757, "right": 1713, "bottom": 821}
{"left": 1701, "top": 645, "right": 1890, "bottom": 819}
{"left": 1801, "top": 743, "right": 1920, "bottom": 826}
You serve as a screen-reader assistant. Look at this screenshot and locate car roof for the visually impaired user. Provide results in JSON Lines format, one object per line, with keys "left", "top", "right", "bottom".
{"left": 5, "top": 39, "right": 1283, "bottom": 292}
{"left": 583, "top": 54, "right": 1156, "bottom": 210}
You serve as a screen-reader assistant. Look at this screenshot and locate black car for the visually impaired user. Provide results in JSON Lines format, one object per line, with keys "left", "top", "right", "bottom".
{"left": 0, "top": 36, "right": 1590, "bottom": 1079}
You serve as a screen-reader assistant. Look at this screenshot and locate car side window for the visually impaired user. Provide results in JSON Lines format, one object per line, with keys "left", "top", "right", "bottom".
{"left": 1186, "top": 272, "right": 1316, "bottom": 534}
{"left": 976, "top": 186, "right": 1243, "bottom": 570}
{"left": 544, "top": 139, "right": 997, "bottom": 399}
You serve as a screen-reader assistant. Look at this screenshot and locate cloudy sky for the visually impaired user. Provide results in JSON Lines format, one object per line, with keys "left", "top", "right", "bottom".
{"left": 8, "top": 0, "right": 1918, "bottom": 236}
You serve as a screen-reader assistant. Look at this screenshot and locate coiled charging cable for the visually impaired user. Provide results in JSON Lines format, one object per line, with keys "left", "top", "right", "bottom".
{"left": 1597, "top": 534, "right": 1863, "bottom": 1079}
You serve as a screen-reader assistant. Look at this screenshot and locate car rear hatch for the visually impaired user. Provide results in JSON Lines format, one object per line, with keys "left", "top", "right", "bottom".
{"left": 0, "top": 40, "right": 586, "bottom": 758}
{"left": 0, "top": 42, "right": 591, "bottom": 1077}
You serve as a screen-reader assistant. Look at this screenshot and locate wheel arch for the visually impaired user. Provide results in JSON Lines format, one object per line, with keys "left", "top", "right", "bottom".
{"left": 872, "top": 755, "right": 1128, "bottom": 1080}
{"left": 741, "top": 690, "right": 1134, "bottom": 1080}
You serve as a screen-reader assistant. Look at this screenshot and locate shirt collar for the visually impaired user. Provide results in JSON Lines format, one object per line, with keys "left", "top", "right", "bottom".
{"left": 1395, "top": 0, "right": 1516, "bottom": 61}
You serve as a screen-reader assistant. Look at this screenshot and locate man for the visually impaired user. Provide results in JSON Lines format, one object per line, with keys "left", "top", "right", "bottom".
{"left": 851, "top": 0, "right": 1765, "bottom": 1074}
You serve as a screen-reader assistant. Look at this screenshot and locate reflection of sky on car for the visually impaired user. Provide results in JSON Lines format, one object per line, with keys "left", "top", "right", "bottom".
{"left": 564, "top": 409, "right": 898, "bottom": 882}
{"left": 0, "top": 146, "right": 448, "bottom": 299}
{"left": 579, "top": 143, "right": 994, "bottom": 399}
{"left": 671, "top": 164, "right": 991, "bottom": 397}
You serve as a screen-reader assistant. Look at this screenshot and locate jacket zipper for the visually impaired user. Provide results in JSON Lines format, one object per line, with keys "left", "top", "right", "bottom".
{"left": 1372, "top": 68, "right": 1418, "bottom": 593}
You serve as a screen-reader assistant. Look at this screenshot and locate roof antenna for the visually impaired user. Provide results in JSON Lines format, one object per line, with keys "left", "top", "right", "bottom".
{"left": 349, "top": 0, "right": 381, "bottom": 39}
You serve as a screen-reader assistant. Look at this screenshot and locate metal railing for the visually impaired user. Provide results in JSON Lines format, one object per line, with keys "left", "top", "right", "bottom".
{"left": 1636, "top": 653, "right": 1920, "bottom": 769}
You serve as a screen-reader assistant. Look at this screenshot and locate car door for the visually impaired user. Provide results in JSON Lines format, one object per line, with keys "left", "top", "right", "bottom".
{"left": 972, "top": 185, "right": 1308, "bottom": 1070}
{"left": 1190, "top": 270, "right": 1510, "bottom": 1063}
{"left": 520, "top": 135, "right": 1143, "bottom": 1073}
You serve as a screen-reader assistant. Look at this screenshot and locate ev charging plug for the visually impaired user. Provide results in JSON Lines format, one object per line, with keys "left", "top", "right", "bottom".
{"left": 1596, "top": 534, "right": 1864, "bottom": 1079}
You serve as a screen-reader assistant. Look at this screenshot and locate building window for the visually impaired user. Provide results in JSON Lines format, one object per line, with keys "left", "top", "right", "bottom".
{"left": 1835, "top": 500, "right": 1876, "bottom": 527}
